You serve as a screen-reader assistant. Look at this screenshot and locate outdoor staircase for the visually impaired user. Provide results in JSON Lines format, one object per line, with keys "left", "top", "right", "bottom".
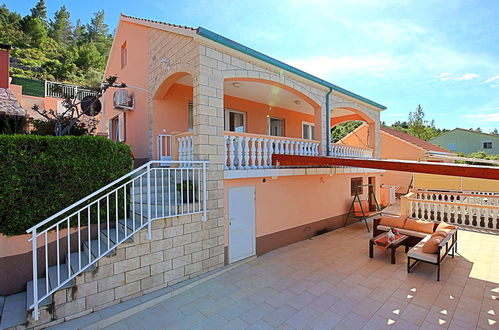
{"left": 0, "top": 161, "right": 206, "bottom": 329}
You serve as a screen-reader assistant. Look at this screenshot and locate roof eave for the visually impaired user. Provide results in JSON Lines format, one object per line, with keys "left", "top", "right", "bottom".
{"left": 196, "top": 27, "right": 386, "bottom": 111}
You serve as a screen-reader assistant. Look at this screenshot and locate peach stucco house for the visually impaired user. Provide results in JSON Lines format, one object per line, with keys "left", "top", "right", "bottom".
{"left": 101, "top": 14, "right": 387, "bottom": 260}
{"left": 342, "top": 123, "right": 456, "bottom": 204}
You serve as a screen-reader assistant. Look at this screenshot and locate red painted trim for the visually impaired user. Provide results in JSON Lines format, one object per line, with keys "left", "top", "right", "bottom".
{"left": 272, "top": 155, "right": 499, "bottom": 180}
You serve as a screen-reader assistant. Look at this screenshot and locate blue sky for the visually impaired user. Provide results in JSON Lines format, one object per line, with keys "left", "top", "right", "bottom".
{"left": 5, "top": 0, "right": 499, "bottom": 132}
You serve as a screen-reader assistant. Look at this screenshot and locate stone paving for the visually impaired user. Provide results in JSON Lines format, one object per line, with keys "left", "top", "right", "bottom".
{"left": 107, "top": 221, "right": 499, "bottom": 329}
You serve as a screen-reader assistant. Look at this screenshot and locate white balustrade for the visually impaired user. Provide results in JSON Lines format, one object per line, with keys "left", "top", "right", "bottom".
{"left": 224, "top": 133, "right": 320, "bottom": 170}
{"left": 330, "top": 143, "right": 373, "bottom": 158}
{"left": 176, "top": 134, "right": 194, "bottom": 167}
{"left": 407, "top": 192, "right": 499, "bottom": 231}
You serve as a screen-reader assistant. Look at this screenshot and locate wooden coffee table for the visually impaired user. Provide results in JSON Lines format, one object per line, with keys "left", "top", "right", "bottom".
{"left": 369, "top": 232, "right": 409, "bottom": 264}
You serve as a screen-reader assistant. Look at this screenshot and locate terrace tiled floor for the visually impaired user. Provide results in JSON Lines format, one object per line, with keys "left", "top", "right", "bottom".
{"left": 109, "top": 221, "right": 499, "bottom": 329}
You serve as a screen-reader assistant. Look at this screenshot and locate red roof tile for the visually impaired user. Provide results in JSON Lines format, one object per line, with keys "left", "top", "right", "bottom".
{"left": 381, "top": 126, "right": 453, "bottom": 154}
{"left": 120, "top": 14, "right": 197, "bottom": 31}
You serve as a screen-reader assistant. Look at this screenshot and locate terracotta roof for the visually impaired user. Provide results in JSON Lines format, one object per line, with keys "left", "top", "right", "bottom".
{"left": 120, "top": 14, "right": 196, "bottom": 31}
{"left": 381, "top": 126, "right": 453, "bottom": 154}
{"left": 0, "top": 88, "right": 26, "bottom": 117}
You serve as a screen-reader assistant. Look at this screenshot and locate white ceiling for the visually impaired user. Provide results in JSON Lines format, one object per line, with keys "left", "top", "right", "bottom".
{"left": 176, "top": 77, "right": 314, "bottom": 115}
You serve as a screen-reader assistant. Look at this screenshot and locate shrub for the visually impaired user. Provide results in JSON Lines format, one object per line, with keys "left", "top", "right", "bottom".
{"left": 0, "top": 135, "right": 133, "bottom": 235}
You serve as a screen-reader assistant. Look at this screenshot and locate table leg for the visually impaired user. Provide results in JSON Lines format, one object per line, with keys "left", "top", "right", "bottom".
{"left": 405, "top": 244, "right": 409, "bottom": 253}
{"left": 369, "top": 240, "right": 374, "bottom": 258}
{"left": 391, "top": 247, "right": 396, "bottom": 264}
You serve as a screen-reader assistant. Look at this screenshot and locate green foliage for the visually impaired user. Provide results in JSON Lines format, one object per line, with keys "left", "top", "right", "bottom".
{"left": 455, "top": 151, "right": 499, "bottom": 166}
{"left": 407, "top": 105, "right": 441, "bottom": 141}
{"left": 1, "top": 1, "right": 113, "bottom": 85}
{"left": 331, "top": 121, "right": 363, "bottom": 143}
{"left": 29, "top": 118, "right": 93, "bottom": 136}
{"left": 0, "top": 135, "right": 133, "bottom": 235}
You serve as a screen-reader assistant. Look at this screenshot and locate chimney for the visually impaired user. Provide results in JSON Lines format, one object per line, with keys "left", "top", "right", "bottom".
{"left": 0, "top": 44, "right": 11, "bottom": 89}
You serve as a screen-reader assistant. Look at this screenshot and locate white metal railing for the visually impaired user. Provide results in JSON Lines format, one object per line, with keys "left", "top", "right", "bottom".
{"left": 26, "top": 160, "right": 207, "bottom": 320}
{"left": 407, "top": 195, "right": 499, "bottom": 231}
{"left": 331, "top": 143, "right": 373, "bottom": 158}
{"left": 45, "top": 81, "right": 97, "bottom": 100}
{"left": 224, "top": 132, "right": 320, "bottom": 170}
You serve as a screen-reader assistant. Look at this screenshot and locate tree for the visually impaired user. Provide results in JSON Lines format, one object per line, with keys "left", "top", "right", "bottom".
{"left": 32, "top": 76, "right": 125, "bottom": 136}
{"left": 331, "top": 121, "right": 363, "bottom": 143}
{"left": 22, "top": 16, "right": 48, "bottom": 48}
{"left": 30, "top": 0, "right": 47, "bottom": 24}
{"left": 492, "top": 128, "right": 499, "bottom": 136}
{"left": 73, "top": 19, "right": 87, "bottom": 45}
{"left": 87, "top": 10, "right": 109, "bottom": 43}
{"left": 49, "top": 6, "right": 72, "bottom": 45}
{"left": 407, "top": 105, "right": 440, "bottom": 141}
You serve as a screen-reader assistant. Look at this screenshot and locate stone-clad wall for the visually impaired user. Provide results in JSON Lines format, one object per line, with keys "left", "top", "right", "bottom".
{"left": 29, "top": 214, "right": 208, "bottom": 326}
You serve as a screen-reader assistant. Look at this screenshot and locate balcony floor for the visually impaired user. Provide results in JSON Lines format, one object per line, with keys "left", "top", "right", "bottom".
{"left": 225, "top": 166, "right": 383, "bottom": 179}
{"left": 108, "top": 220, "right": 498, "bottom": 329}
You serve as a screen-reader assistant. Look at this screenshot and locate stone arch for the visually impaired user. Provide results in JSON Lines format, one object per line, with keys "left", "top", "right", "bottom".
{"left": 331, "top": 106, "right": 375, "bottom": 127}
{"left": 151, "top": 62, "right": 196, "bottom": 99}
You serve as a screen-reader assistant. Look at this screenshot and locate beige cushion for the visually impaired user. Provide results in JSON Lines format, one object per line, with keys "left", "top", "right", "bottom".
{"left": 379, "top": 216, "right": 406, "bottom": 228}
{"left": 408, "top": 235, "right": 438, "bottom": 263}
{"left": 377, "top": 225, "right": 429, "bottom": 238}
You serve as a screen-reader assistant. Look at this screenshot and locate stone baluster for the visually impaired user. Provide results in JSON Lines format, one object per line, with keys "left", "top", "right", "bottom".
{"left": 178, "top": 137, "right": 185, "bottom": 167}
{"left": 284, "top": 141, "right": 290, "bottom": 154}
{"left": 228, "top": 135, "right": 236, "bottom": 170}
{"left": 262, "top": 138, "right": 269, "bottom": 168}
{"left": 236, "top": 136, "right": 244, "bottom": 169}
{"left": 268, "top": 139, "right": 274, "bottom": 167}
{"left": 224, "top": 135, "right": 229, "bottom": 169}
{"left": 244, "top": 137, "right": 250, "bottom": 169}
{"left": 256, "top": 138, "right": 263, "bottom": 169}
{"left": 250, "top": 137, "right": 257, "bottom": 169}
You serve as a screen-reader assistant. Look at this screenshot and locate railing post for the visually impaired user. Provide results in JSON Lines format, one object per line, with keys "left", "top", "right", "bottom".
{"left": 31, "top": 229, "right": 39, "bottom": 320}
{"left": 202, "top": 162, "right": 207, "bottom": 222}
{"left": 146, "top": 163, "right": 152, "bottom": 239}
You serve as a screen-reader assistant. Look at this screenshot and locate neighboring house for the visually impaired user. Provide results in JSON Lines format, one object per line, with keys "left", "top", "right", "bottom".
{"left": 0, "top": 44, "right": 26, "bottom": 133}
{"left": 0, "top": 14, "right": 389, "bottom": 328}
{"left": 430, "top": 128, "right": 499, "bottom": 155}
{"left": 342, "top": 124, "right": 455, "bottom": 204}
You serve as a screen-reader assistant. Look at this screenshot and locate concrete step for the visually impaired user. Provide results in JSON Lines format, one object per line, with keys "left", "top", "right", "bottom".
{"left": 100, "top": 227, "right": 133, "bottom": 246}
{"left": 0, "top": 292, "right": 26, "bottom": 329}
{"left": 47, "top": 264, "right": 74, "bottom": 291}
{"left": 67, "top": 250, "right": 95, "bottom": 275}
{"left": 26, "top": 278, "right": 51, "bottom": 310}
{"left": 83, "top": 239, "right": 115, "bottom": 259}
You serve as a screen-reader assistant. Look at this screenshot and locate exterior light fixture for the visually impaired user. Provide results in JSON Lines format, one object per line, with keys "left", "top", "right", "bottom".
{"left": 294, "top": 100, "right": 302, "bottom": 105}
{"left": 160, "top": 58, "right": 170, "bottom": 70}
{"left": 232, "top": 82, "right": 241, "bottom": 88}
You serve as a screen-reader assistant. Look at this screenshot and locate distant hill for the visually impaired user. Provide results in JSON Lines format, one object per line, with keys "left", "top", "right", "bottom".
{"left": 0, "top": 0, "right": 112, "bottom": 88}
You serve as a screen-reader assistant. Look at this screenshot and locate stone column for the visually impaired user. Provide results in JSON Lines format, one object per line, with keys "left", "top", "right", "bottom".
{"left": 191, "top": 64, "right": 225, "bottom": 271}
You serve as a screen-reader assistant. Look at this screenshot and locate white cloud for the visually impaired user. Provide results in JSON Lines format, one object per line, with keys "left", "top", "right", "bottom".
{"left": 462, "top": 112, "right": 499, "bottom": 123}
{"left": 481, "top": 75, "right": 499, "bottom": 87}
{"left": 435, "top": 73, "right": 478, "bottom": 81}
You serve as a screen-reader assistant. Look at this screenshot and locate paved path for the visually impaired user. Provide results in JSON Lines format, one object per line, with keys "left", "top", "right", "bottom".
{"left": 108, "top": 221, "right": 499, "bottom": 329}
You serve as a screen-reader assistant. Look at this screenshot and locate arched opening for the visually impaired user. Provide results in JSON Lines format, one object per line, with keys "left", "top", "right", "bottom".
{"left": 330, "top": 107, "right": 376, "bottom": 157}
{"left": 152, "top": 72, "right": 193, "bottom": 160}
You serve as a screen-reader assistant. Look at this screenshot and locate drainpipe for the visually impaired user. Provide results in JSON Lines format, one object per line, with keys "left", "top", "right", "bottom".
{"left": 325, "top": 87, "right": 333, "bottom": 156}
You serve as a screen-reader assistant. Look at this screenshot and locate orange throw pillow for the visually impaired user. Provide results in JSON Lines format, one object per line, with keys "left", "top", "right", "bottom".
{"left": 436, "top": 222, "right": 456, "bottom": 231}
{"left": 422, "top": 235, "right": 445, "bottom": 253}
{"left": 433, "top": 229, "right": 451, "bottom": 238}
{"left": 403, "top": 218, "right": 435, "bottom": 234}
{"left": 379, "top": 216, "right": 406, "bottom": 228}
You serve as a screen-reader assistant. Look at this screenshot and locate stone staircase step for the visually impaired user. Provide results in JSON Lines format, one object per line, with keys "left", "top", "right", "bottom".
{"left": 118, "top": 217, "right": 144, "bottom": 232}
{"left": 48, "top": 264, "right": 74, "bottom": 290}
{"left": 83, "top": 239, "right": 114, "bottom": 259}
{"left": 67, "top": 251, "right": 95, "bottom": 275}
{"left": 100, "top": 227, "right": 133, "bottom": 246}
{"left": 0, "top": 292, "right": 27, "bottom": 330}
{"left": 26, "top": 278, "right": 51, "bottom": 310}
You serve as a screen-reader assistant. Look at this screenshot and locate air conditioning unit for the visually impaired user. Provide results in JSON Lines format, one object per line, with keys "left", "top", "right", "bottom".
{"left": 113, "top": 89, "right": 134, "bottom": 110}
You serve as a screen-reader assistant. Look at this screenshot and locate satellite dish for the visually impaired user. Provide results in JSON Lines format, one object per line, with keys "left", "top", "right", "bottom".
{"left": 81, "top": 96, "right": 102, "bottom": 116}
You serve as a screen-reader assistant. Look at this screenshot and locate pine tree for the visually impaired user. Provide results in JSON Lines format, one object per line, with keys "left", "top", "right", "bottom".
{"left": 87, "top": 10, "right": 109, "bottom": 43}
{"left": 73, "top": 19, "right": 87, "bottom": 45}
{"left": 30, "top": 0, "right": 47, "bottom": 24}
{"left": 407, "top": 105, "right": 440, "bottom": 141}
{"left": 49, "top": 6, "right": 72, "bottom": 45}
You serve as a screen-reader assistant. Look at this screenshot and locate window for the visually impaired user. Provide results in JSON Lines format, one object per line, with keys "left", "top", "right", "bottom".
{"left": 188, "top": 101, "right": 193, "bottom": 130}
{"left": 268, "top": 117, "right": 285, "bottom": 137}
{"left": 351, "top": 177, "right": 363, "bottom": 196}
{"left": 447, "top": 143, "right": 457, "bottom": 151}
{"left": 302, "top": 122, "right": 315, "bottom": 140}
{"left": 110, "top": 116, "right": 120, "bottom": 142}
{"left": 224, "top": 109, "right": 246, "bottom": 132}
{"left": 483, "top": 141, "right": 492, "bottom": 149}
{"left": 109, "top": 114, "right": 125, "bottom": 142}
{"left": 121, "top": 42, "right": 127, "bottom": 69}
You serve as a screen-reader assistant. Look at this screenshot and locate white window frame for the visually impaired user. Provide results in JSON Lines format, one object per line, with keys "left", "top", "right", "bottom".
{"left": 302, "top": 121, "right": 315, "bottom": 140}
{"left": 224, "top": 109, "right": 246, "bottom": 132}
{"left": 483, "top": 141, "right": 492, "bottom": 149}
{"left": 267, "top": 116, "right": 285, "bottom": 137}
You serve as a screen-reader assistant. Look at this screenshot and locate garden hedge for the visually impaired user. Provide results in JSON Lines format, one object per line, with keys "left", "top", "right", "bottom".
{"left": 0, "top": 135, "right": 133, "bottom": 235}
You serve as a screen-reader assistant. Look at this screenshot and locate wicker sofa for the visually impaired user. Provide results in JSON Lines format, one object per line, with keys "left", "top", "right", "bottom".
{"left": 373, "top": 216, "right": 458, "bottom": 281}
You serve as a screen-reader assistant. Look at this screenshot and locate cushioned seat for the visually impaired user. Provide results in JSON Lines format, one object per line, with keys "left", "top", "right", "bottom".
{"left": 377, "top": 225, "right": 429, "bottom": 238}
{"left": 407, "top": 235, "right": 438, "bottom": 263}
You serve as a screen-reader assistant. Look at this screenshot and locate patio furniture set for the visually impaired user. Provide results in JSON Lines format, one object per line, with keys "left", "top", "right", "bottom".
{"left": 369, "top": 216, "right": 458, "bottom": 281}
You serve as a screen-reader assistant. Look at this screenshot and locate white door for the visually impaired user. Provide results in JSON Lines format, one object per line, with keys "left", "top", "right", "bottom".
{"left": 228, "top": 186, "right": 256, "bottom": 263}
{"left": 158, "top": 134, "right": 172, "bottom": 161}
